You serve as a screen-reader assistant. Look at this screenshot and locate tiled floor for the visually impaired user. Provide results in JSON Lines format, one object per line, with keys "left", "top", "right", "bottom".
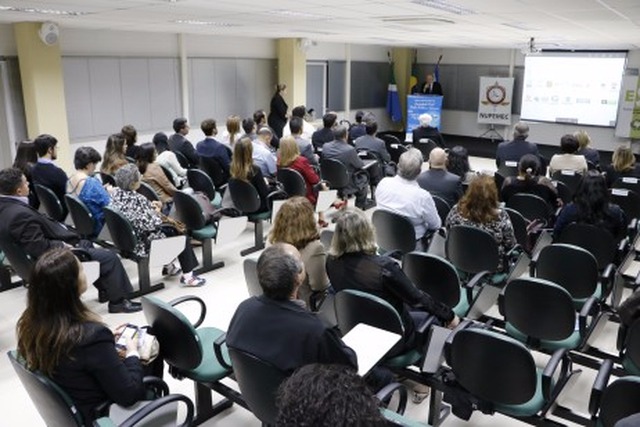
{"left": 0, "top": 156, "right": 626, "bottom": 426}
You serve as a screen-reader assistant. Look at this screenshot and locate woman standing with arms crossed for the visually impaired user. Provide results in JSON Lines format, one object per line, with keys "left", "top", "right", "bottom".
{"left": 268, "top": 83, "right": 288, "bottom": 138}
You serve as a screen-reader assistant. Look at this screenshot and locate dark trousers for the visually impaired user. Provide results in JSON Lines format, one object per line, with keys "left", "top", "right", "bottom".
{"left": 78, "top": 240, "right": 133, "bottom": 303}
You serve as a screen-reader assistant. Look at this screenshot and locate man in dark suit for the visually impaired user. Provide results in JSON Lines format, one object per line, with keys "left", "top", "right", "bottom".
{"left": 311, "top": 112, "right": 338, "bottom": 151}
{"left": 412, "top": 113, "right": 445, "bottom": 148}
{"left": 417, "top": 147, "right": 463, "bottom": 207}
{"left": 195, "top": 118, "right": 231, "bottom": 178}
{"left": 354, "top": 116, "right": 391, "bottom": 182}
{"left": 495, "top": 122, "right": 540, "bottom": 168}
{"left": 226, "top": 243, "right": 357, "bottom": 374}
{"left": 30, "top": 134, "right": 68, "bottom": 215}
{"left": 168, "top": 117, "right": 199, "bottom": 168}
{"left": 416, "top": 73, "right": 443, "bottom": 96}
{"left": 322, "top": 125, "right": 369, "bottom": 209}
{"left": 0, "top": 168, "right": 141, "bottom": 313}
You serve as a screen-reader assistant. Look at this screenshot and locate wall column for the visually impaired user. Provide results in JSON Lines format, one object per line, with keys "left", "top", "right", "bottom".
{"left": 14, "top": 22, "right": 71, "bottom": 171}
{"left": 277, "top": 39, "right": 307, "bottom": 109}
{"left": 392, "top": 47, "right": 413, "bottom": 128}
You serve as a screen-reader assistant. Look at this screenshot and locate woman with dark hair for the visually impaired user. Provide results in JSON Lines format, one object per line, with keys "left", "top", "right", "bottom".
{"left": 446, "top": 174, "right": 516, "bottom": 272}
{"left": 153, "top": 132, "right": 186, "bottom": 187}
{"left": 67, "top": 147, "right": 112, "bottom": 236}
{"left": 501, "top": 154, "right": 559, "bottom": 207}
{"left": 268, "top": 83, "right": 288, "bottom": 138}
{"left": 121, "top": 124, "right": 138, "bottom": 159}
{"left": 16, "top": 248, "right": 146, "bottom": 423}
{"left": 554, "top": 171, "right": 626, "bottom": 240}
{"left": 603, "top": 146, "right": 640, "bottom": 188}
{"left": 230, "top": 137, "right": 270, "bottom": 213}
{"left": 12, "top": 140, "right": 38, "bottom": 207}
{"left": 110, "top": 164, "right": 206, "bottom": 286}
{"left": 101, "top": 133, "right": 128, "bottom": 175}
{"left": 549, "top": 134, "right": 588, "bottom": 175}
{"left": 136, "top": 142, "right": 177, "bottom": 206}
{"left": 447, "top": 145, "right": 475, "bottom": 184}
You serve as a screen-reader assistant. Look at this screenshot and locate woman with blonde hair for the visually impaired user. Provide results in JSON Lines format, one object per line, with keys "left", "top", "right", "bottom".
{"left": 446, "top": 174, "right": 516, "bottom": 272}
{"left": 269, "top": 197, "right": 330, "bottom": 307}
{"left": 574, "top": 129, "right": 600, "bottom": 167}
{"left": 220, "top": 115, "right": 242, "bottom": 148}
{"left": 230, "top": 137, "right": 270, "bottom": 213}
{"left": 603, "top": 146, "right": 640, "bottom": 187}
{"left": 101, "top": 133, "right": 128, "bottom": 175}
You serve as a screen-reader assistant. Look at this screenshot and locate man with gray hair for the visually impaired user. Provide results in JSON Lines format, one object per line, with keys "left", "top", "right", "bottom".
{"left": 225, "top": 243, "right": 357, "bottom": 373}
{"left": 375, "top": 148, "right": 441, "bottom": 249}
{"left": 411, "top": 113, "right": 445, "bottom": 148}
{"left": 417, "top": 147, "right": 463, "bottom": 207}
{"left": 495, "top": 121, "right": 540, "bottom": 168}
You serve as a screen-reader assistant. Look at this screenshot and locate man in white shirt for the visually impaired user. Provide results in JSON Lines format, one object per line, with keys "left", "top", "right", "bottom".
{"left": 282, "top": 105, "right": 316, "bottom": 140}
{"left": 375, "top": 148, "right": 441, "bottom": 250}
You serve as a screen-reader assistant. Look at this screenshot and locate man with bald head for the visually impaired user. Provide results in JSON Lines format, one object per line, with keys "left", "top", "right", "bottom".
{"left": 495, "top": 121, "right": 540, "bottom": 168}
{"left": 417, "top": 148, "right": 463, "bottom": 207}
{"left": 225, "top": 243, "right": 357, "bottom": 374}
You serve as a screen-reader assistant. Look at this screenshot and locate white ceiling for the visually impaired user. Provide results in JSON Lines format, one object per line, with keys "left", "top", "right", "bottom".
{"left": 1, "top": 0, "right": 640, "bottom": 49}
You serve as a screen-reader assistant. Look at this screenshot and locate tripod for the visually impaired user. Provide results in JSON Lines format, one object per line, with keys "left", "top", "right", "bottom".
{"left": 479, "top": 124, "right": 504, "bottom": 142}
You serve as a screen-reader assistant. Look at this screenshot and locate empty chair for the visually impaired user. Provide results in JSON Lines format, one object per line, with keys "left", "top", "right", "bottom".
{"left": 504, "top": 208, "right": 529, "bottom": 251}
{"left": 589, "top": 359, "right": 640, "bottom": 427}
{"left": 320, "top": 157, "right": 364, "bottom": 200}
{"left": 506, "top": 193, "right": 553, "bottom": 224}
{"left": 277, "top": 167, "right": 307, "bottom": 197}
{"left": 371, "top": 209, "right": 416, "bottom": 256}
{"left": 34, "top": 183, "right": 67, "bottom": 222}
{"left": 242, "top": 258, "right": 261, "bottom": 296}
{"left": 386, "top": 142, "right": 409, "bottom": 164}
{"left": 557, "top": 223, "right": 619, "bottom": 271}
{"left": 187, "top": 168, "right": 217, "bottom": 202}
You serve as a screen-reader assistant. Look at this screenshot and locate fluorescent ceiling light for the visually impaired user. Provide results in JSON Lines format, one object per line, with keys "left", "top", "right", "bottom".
{"left": 502, "top": 22, "right": 539, "bottom": 31}
{"left": 0, "top": 5, "right": 86, "bottom": 16}
{"left": 267, "top": 9, "right": 331, "bottom": 20}
{"left": 173, "top": 19, "right": 238, "bottom": 27}
{"left": 410, "top": 0, "right": 476, "bottom": 15}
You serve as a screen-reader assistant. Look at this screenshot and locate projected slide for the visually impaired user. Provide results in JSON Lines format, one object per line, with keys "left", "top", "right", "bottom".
{"left": 521, "top": 52, "right": 626, "bottom": 127}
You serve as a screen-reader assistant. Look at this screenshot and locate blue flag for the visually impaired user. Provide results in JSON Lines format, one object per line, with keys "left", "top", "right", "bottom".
{"left": 386, "top": 63, "right": 402, "bottom": 122}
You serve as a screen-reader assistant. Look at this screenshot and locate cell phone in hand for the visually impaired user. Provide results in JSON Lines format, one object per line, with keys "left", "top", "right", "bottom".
{"left": 116, "top": 324, "right": 139, "bottom": 350}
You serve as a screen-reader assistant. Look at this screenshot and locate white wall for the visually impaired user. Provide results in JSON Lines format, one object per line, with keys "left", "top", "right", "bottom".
{"left": 420, "top": 47, "right": 640, "bottom": 152}
{"left": 0, "top": 25, "right": 16, "bottom": 56}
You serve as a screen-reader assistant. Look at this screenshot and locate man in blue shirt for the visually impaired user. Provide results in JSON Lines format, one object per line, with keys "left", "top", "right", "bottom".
{"left": 252, "top": 127, "right": 277, "bottom": 178}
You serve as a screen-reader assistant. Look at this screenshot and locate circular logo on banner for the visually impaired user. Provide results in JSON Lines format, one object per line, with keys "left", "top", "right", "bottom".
{"left": 482, "top": 81, "right": 510, "bottom": 106}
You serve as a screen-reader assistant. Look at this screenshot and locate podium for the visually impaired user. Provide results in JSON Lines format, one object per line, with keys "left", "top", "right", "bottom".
{"left": 406, "top": 95, "right": 443, "bottom": 142}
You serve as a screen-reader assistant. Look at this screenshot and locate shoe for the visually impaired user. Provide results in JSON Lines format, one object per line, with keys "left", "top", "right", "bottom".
{"left": 412, "top": 387, "right": 430, "bottom": 404}
{"left": 98, "top": 289, "right": 108, "bottom": 303}
{"left": 162, "top": 263, "right": 182, "bottom": 277}
{"left": 108, "top": 299, "right": 142, "bottom": 314}
{"left": 331, "top": 200, "right": 347, "bottom": 210}
{"left": 318, "top": 219, "right": 329, "bottom": 228}
{"left": 180, "top": 275, "right": 206, "bottom": 287}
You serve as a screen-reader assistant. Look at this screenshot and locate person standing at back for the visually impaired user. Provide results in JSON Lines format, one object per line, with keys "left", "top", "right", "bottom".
{"left": 268, "top": 83, "right": 288, "bottom": 138}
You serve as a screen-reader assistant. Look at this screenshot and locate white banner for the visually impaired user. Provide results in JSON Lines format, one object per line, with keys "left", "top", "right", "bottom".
{"left": 615, "top": 75, "right": 640, "bottom": 139}
{"left": 477, "top": 77, "right": 514, "bottom": 125}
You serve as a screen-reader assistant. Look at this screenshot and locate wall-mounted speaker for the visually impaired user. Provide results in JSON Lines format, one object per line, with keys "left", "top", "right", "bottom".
{"left": 38, "top": 22, "right": 59, "bottom": 46}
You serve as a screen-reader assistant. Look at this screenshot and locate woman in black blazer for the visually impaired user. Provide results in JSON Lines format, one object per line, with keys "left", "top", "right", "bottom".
{"left": 268, "top": 83, "right": 288, "bottom": 138}
{"left": 16, "top": 248, "right": 146, "bottom": 423}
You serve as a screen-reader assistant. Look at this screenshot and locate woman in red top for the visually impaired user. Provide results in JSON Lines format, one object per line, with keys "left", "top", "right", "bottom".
{"left": 278, "top": 136, "right": 329, "bottom": 226}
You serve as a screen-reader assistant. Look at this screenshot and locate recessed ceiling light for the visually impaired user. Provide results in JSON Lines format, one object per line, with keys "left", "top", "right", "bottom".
{"left": 410, "top": 0, "right": 476, "bottom": 15}
{"left": 0, "top": 5, "right": 86, "bottom": 16}
{"left": 173, "top": 19, "right": 238, "bottom": 27}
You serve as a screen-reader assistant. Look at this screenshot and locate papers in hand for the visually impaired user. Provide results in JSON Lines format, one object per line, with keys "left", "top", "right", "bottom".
{"left": 341, "top": 323, "right": 401, "bottom": 376}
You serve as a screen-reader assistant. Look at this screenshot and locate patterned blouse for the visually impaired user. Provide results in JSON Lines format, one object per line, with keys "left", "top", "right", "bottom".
{"left": 109, "top": 188, "right": 165, "bottom": 258}
{"left": 445, "top": 204, "right": 516, "bottom": 272}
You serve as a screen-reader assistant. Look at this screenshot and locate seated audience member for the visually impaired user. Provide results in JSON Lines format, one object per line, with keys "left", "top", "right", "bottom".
{"left": 322, "top": 125, "right": 369, "bottom": 210}
{"left": 153, "top": 132, "right": 186, "bottom": 187}
{"left": 268, "top": 197, "right": 330, "bottom": 307}
{"left": 327, "top": 209, "right": 457, "bottom": 357}
{"left": 241, "top": 117, "right": 257, "bottom": 141}
{"left": 603, "top": 146, "right": 640, "bottom": 188}
{"left": 252, "top": 127, "right": 277, "bottom": 178}
{"left": 278, "top": 137, "right": 322, "bottom": 205}
{"left": 554, "top": 171, "right": 626, "bottom": 241}
{"left": 417, "top": 147, "right": 463, "bottom": 207}
{"left": 348, "top": 110, "right": 367, "bottom": 142}
{"left": 501, "top": 154, "right": 559, "bottom": 208}
{"left": 549, "top": 134, "right": 588, "bottom": 176}
{"left": 289, "top": 116, "right": 318, "bottom": 167}
{"left": 168, "top": 117, "right": 199, "bottom": 168}
{"left": 254, "top": 109, "right": 280, "bottom": 148}
{"left": 282, "top": 105, "right": 316, "bottom": 140}
{"left": 101, "top": 133, "right": 129, "bottom": 176}
{"left": 495, "top": 121, "right": 539, "bottom": 168}
{"left": 446, "top": 174, "right": 516, "bottom": 272}
{"left": 375, "top": 148, "right": 441, "bottom": 249}
{"left": 12, "top": 139, "right": 38, "bottom": 207}
{"left": 136, "top": 142, "right": 177, "bottom": 208}
{"left": 0, "top": 168, "right": 140, "bottom": 313}
{"left": 276, "top": 364, "right": 387, "bottom": 427}
{"left": 230, "top": 137, "right": 271, "bottom": 213}
{"left": 219, "top": 115, "right": 242, "bottom": 148}
{"left": 67, "top": 147, "right": 112, "bottom": 237}
{"left": 122, "top": 124, "right": 139, "bottom": 159}
{"left": 574, "top": 129, "right": 600, "bottom": 167}
{"left": 31, "top": 134, "right": 68, "bottom": 209}
{"left": 196, "top": 118, "right": 231, "bottom": 177}
{"left": 447, "top": 145, "right": 475, "bottom": 184}
{"left": 354, "top": 116, "right": 392, "bottom": 179}
{"left": 226, "top": 243, "right": 357, "bottom": 374}
{"left": 16, "top": 248, "right": 147, "bottom": 424}
{"left": 412, "top": 113, "right": 445, "bottom": 148}
{"left": 311, "top": 112, "right": 338, "bottom": 151}
{"left": 110, "top": 164, "right": 205, "bottom": 287}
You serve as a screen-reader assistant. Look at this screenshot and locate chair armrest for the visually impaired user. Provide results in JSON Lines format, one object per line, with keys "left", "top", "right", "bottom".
{"left": 464, "top": 270, "right": 491, "bottom": 310}
{"left": 542, "top": 348, "right": 570, "bottom": 401}
{"left": 168, "top": 295, "right": 207, "bottom": 328}
{"left": 616, "top": 324, "right": 628, "bottom": 353}
{"left": 267, "top": 189, "right": 288, "bottom": 201}
{"left": 71, "top": 247, "right": 92, "bottom": 262}
{"left": 601, "top": 263, "right": 616, "bottom": 298}
{"left": 579, "top": 296, "right": 599, "bottom": 336}
{"left": 529, "top": 250, "right": 540, "bottom": 277}
{"left": 142, "top": 376, "right": 169, "bottom": 398}
{"left": 627, "top": 218, "right": 637, "bottom": 239}
{"left": 375, "top": 382, "right": 408, "bottom": 415}
{"left": 588, "top": 359, "right": 614, "bottom": 417}
{"left": 416, "top": 314, "right": 438, "bottom": 335}
{"left": 214, "top": 333, "right": 232, "bottom": 370}
{"left": 116, "top": 394, "right": 195, "bottom": 427}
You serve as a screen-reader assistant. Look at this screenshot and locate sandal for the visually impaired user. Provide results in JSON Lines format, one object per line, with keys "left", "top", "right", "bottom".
{"left": 180, "top": 275, "right": 206, "bottom": 287}
{"left": 331, "top": 200, "right": 348, "bottom": 210}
